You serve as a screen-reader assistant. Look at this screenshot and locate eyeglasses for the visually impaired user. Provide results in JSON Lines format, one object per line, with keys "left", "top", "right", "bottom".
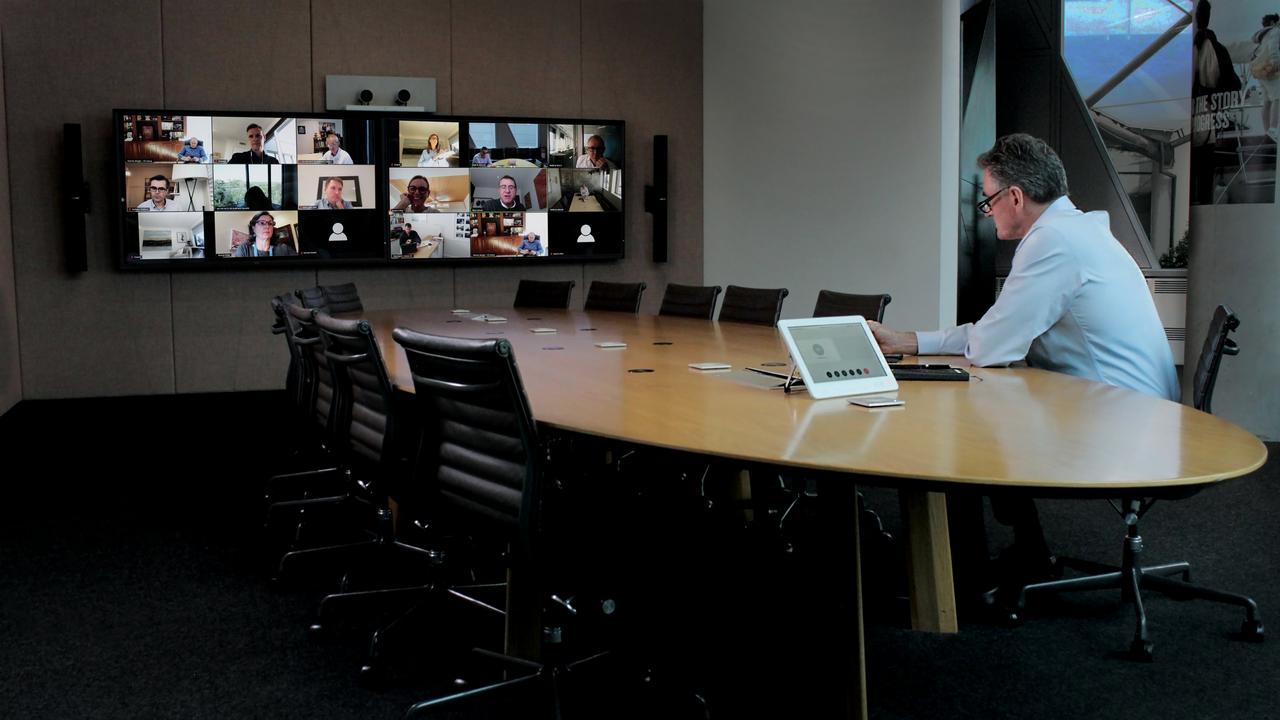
{"left": 148, "top": 186, "right": 169, "bottom": 192}
{"left": 256, "top": 219, "right": 276, "bottom": 227}
{"left": 586, "top": 145, "right": 603, "bottom": 152}
{"left": 976, "top": 186, "right": 1010, "bottom": 215}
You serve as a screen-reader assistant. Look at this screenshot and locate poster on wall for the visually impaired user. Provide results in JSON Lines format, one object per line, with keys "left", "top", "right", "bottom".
{"left": 1191, "top": 0, "right": 1277, "bottom": 205}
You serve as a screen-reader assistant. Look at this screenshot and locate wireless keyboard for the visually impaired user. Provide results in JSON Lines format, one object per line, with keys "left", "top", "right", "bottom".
{"left": 889, "top": 365, "right": 970, "bottom": 381}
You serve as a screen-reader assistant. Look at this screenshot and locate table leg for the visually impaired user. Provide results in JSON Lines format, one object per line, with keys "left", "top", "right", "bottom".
{"left": 818, "top": 480, "right": 867, "bottom": 720}
{"left": 901, "top": 489, "right": 958, "bottom": 633}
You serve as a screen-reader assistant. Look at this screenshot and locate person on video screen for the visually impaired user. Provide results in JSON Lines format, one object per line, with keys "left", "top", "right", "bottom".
{"left": 517, "top": 232, "right": 543, "bottom": 256}
{"left": 322, "top": 132, "right": 353, "bottom": 165}
{"left": 243, "top": 185, "right": 275, "bottom": 211}
{"left": 575, "top": 134, "right": 615, "bottom": 171}
{"left": 229, "top": 123, "right": 279, "bottom": 164}
{"left": 399, "top": 223, "right": 422, "bottom": 254}
{"left": 177, "top": 137, "right": 207, "bottom": 163}
{"left": 480, "top": 175, "right": 526, "bottom": 211}
{"left": 391, "top": 175, "right": 438, "bottom": 213}
{"left": 314, "top": 177, "right": 348, "bottom": 209}
{"left": 471, "top": 146, "right": 494, "bottom": 167}
{"left": 417, "top": 133, "right": 451, "bottom": 167}
{"left": 234, "top": 211, "right": 295, "bottom": 257}
{"left": 136, "top": 175, "right": 182, "bottom": 211}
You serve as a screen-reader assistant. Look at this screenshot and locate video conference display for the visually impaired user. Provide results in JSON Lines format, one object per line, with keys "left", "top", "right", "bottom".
{"left": 116, "top": 111, "right": 624, "bottom": 267}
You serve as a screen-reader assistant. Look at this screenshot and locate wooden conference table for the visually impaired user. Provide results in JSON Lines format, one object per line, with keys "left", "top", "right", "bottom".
{"left": 358, "top": 307, "right": 1267, "bottom": 719}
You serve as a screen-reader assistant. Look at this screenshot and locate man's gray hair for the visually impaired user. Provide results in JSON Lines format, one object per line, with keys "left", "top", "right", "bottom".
{"left": 977, "top": 133, "right": 1068, "bottom": 204}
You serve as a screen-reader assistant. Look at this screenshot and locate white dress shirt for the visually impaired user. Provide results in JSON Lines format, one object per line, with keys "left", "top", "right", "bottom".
{"left": 916, "top": 196, "right": 1179, "bottom": 401}
{"left": 322, "top": 148, "right": 353, "bottom": 164}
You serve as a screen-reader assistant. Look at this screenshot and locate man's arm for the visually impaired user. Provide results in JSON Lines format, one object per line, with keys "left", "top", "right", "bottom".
{"left": 950, "top": 228, "right": 1080, "bottom": 366}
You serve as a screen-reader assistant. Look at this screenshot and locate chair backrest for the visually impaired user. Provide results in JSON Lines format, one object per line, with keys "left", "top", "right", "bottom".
{"left": 296, "top": 286, "right": 328, "bottom": 312}
{"left": 812, "top": 290, "right": 892, "bottom": 322}
{"left": 718, "top": 285, "right": 789, "bottom": 326}
{"left": 314, "top": 312, "right": 396, "bottom": 466}
{"left": 513, "top": 279, "right": 576, "bottom": 309}
{"left": 658, "top": 283, "right": 722, "bottom": 320}
{"left": 1192, "top": 304, "right": 1240, "bottom": 414}
{"left": 392, "top": 328, "right": 541, "bottom": 554}
{"left": 286, "top": 303, "right": 337, "bottom": 437}
{"left": 271, "top": 293, "right": 306, "bottom": 415}
{"left": 321, "top": 282, "right": 364, "bottom": 314}
{"left": 584, "top": 281, "right": 647, "bottom": 313}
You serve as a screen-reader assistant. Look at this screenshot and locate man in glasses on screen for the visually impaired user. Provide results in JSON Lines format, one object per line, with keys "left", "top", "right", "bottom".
{"left": 869, "top": 133, "right": 1177, "bottom": 603}
{"left": 391, "top": 175, "right": 438, "bottom": 213}
{"left": 575, "top": 134, "right": 615, "bottom": 171}
{"left": 314, "top": 177, "right": 348, "bottom": 209}
{"left": 479, "top": 175, "right": 526, "bottom": 211}
{"left": 136, "top": 175, "right": 182, "bottom": 212}
{"left": 228, "top": 123, "right": 279, "bottom": 164}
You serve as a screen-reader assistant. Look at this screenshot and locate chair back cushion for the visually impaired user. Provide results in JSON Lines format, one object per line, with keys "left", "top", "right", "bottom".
{"left": 1192, "top": 304, "right": 1240, "bottom": 414}
{"left": 513, "top": 279, "right": 576, "bottom": 309}
{"left": 392, "top": 329, "right": 540, "bottom": 547}
{"left": 718, "top": 285, "right": 789, "bottom": 326}
{"left": 315, "top": 312, "right": 395, "bottom": 465}
{"left": 658, "top": 283, "right": 722, "bottom": 319}
{"left": 321, "top": 282, "right": 364, "bottom": 314}
{"left": 296, "top": 286, "right": 328, "bottom": 311}
{"left": 584, "top": 281, "right": 647, "bottom": 313}
{"left": 812, "top": 290, "right": 892, "bottom": 321}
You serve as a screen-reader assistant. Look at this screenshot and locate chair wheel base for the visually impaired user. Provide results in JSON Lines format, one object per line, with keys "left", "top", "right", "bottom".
{"left": 1239, "top": 619, "right": 1265, "bottom": 642}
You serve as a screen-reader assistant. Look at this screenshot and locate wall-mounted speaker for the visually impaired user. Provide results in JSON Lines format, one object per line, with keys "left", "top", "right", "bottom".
{"left": 61, "top": 123, "right": 89, "bottom": 273}
{"left": 644, "top": 134, "right": 668, "bottom": 263}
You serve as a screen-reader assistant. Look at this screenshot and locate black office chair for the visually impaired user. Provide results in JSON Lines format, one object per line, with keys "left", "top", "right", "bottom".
{"left": 658, "top": 283, "right": 722, "bottom": 320}
{"left": 812, "top": 290, "right": 892, "bottom": 321}
{"left": 296, "top": 286, "right": 329, "bottom": 312}
{"left": 295, "top": 283, "right": 365, "bottom": 314}
{"left": 513, "top": 279, "right": 576, "bottom": 309}
{"left": 264, "top": 303, "right": 355, "bottom": 533}
{"left": 322, "top": 282, "right": 364, "bottom": 314}
{"left": 393, "top": 329, "right": 654, "bottom": 719}
{"left": 584, "top": 281, "right": 647, "bottom": 313}
{"left": 274, "top": 312, "right": 439, "bottom": 584}
{"left": 1016, "top": 304, "right": 1262, "bottom": 660}
{"left": 717, "top": 285, "right": 789, "bottom": 326}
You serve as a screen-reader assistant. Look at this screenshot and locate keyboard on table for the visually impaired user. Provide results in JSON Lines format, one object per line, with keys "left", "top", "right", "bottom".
{"left": 889, "top": 364, "right": 971, "bottom": 381}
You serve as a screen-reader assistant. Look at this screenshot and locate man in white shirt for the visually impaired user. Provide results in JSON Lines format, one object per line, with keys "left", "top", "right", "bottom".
{"left": 321, "top": 133, "right": 353, "bottom": 165}
{"left": 575, "top": 134, "right": 615, "bottom": 171}
{"left": 872, "top": 133, "right": 1178, "bottom": 595}
{"left": 136, "top": 175, "right": 182, "bottom": 211}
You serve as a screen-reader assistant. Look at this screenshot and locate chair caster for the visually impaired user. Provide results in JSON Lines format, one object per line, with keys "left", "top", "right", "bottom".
{"left": 1126, "top": 638, "right": 1155, "bottom": 662}
{"left": 358, "top": 662, "right": 390, "bottom": 688}
{"left": 1239, "top": 619, "right": 1265, "bottom": 642}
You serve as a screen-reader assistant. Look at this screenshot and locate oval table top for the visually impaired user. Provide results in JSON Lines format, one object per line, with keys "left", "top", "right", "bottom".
{"left": 360, "top": 308, "right": 1267, "bottom": 493}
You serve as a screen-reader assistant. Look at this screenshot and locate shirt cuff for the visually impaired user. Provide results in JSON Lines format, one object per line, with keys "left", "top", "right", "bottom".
{"left": 915, "top": 330, "right": 943, "bottom": 355}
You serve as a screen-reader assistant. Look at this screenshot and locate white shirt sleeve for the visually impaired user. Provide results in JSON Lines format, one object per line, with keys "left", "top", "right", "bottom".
{"left": 916, "top": 227, "right": 1080, "bottom": 366}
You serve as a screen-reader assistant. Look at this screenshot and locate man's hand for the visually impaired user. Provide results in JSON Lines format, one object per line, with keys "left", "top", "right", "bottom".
{"left": 868, "top": 320, "right": 918, "bottom": 356}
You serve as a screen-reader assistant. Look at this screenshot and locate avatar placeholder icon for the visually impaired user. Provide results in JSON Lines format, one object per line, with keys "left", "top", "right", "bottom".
{"left": 577, "top": 224, "right": 595, "bottom": 243}
{"left": 329, "top": 223, "right": 348, "bottom": 242}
